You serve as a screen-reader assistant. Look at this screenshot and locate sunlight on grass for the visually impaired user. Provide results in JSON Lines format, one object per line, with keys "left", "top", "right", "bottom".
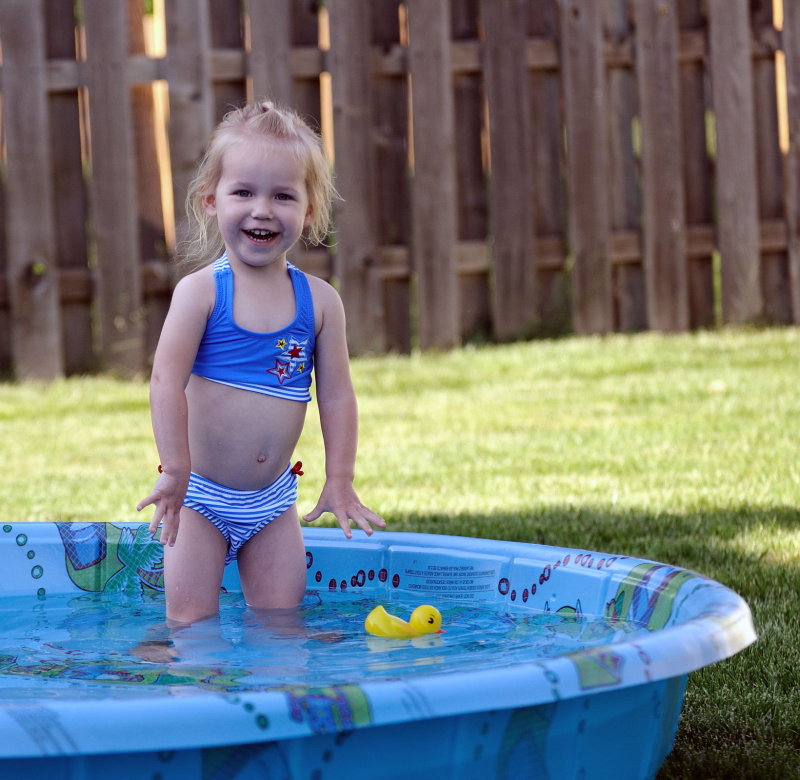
{"left": 2, "top": 328, "right": 797, "bottom": 531}
{"left": 725, "top": 524, "right": 800, "bottom": 565}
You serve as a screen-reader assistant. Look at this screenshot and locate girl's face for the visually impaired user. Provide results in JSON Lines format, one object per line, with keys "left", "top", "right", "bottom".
{"left": 203, "top": 138, "right": 312, "bottom": 270}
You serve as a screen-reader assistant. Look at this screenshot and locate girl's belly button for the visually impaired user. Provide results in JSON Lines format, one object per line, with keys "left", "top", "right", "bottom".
{"left": 256, "top": 453, "right": 267, "bottom": 463}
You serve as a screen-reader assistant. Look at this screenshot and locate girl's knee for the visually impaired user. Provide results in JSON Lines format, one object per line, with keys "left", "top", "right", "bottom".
{"left": 166, "top": 597, "right": 220, "bottom": 625}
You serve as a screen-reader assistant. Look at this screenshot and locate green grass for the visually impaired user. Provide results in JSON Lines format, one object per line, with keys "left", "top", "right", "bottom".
{"left": 2, "top": 327, "right": 798, "bottom": 777}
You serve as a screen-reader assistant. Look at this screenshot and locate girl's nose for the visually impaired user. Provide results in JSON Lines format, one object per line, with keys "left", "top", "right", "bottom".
{"left": 251, "top": 197, "right": 272, "bottom": 219}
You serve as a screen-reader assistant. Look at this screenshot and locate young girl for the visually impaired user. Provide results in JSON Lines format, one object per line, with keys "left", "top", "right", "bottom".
{"left": 137, "top": 101, "right": 384, "bottom": 624}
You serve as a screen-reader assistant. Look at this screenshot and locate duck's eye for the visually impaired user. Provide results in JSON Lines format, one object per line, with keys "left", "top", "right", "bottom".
{"left": 427, "top": 616, "right": 434, "bottom": 624}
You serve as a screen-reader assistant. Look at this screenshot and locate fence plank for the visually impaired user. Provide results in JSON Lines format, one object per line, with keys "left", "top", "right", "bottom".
{"left": 209, "top": 0, "right": 246, "bottom": 118}
{"left": 783, "top": 0, "right": 800, "bottom": 322}
{"left": 371, "top": 0, "right": 411, "bottom": 353}
{"left": 606, "top": 0, "right": 644, "bottom": 332}
{"left": 47, "top": 0, "right": 93, "bottom": 373}
{"left": 560, "top": 0, "right": 612, "bottom": 333}
{"left": 328, "top": 0, "right": 385, "bottom": 354}
{"left": 164, "top": 0, "right": 215, "bottom": 252}
{"left": 83, "top": 0, "right": 145, "bottom": 373}
{"left": 452, "top": 0, "right": 490, "bottom": 341}
{"left": 407, "top": 0, "right": 460, "bottom": 348}
{"left": 678, "top": 0, "right": 716, "bottom": 328}
{"left": 247, "top": 0, "right": 293, "bottom": 104}
{"left": 529, "top": 2, "right": 568, "bottom": 333}
{"left": 129, "top": 0, "right": 170, "bottom": 361}
{"left": 482, "top": 0, "right": 537, "bottom": 341}
{"left": 636, "top": 0, "right": 688, "bottom": 331}
{"left": 751, "top": 0, "right": 791, "bottom": 324}
{"left": 0, "top": 162, "right": 8, "bottom": 376}
{"left": 288, "top": 2, "right": 322, "bottom": 124}
{"left": 708, "top": 0, "right": 762, "bottom": 323}
{"left": 0, "top": 0, "right": 64, "bottom": 379}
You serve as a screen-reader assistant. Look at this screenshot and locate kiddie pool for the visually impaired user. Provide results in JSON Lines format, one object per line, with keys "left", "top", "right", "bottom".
{"left": 0, "top": 522, "right": 755, "bottom": 780}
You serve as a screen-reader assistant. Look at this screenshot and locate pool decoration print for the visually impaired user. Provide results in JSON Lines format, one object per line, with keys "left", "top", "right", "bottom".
{"left": 281, "top": 684, "right": 372, "bottom": 735}
{"left": 0, "top": 522, "right": 756, "bottom": 780}
{"left": 56, "top": 521, "right": 165, "bottom": 593}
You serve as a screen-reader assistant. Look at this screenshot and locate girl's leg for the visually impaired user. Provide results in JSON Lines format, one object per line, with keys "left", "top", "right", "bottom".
{"left": 163, "top": 506, "right": 228, "bottom": 624}
{"left": 237, "top": 504, "right": 307, "bottom": 610}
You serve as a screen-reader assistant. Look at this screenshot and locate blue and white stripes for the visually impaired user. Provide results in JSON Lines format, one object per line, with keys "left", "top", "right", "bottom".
{"left": 183, "top": 464, "right": 298, "bottom": 564}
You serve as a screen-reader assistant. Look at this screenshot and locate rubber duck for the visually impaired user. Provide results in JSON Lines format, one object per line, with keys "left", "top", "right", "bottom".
{"left": 364, "top": 605, "right": 444, "bottom": 639}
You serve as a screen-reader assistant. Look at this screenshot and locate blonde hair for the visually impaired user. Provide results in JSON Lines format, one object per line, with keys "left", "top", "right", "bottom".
{"left": 180, "top": 100, "right": 335, "bottom": 266}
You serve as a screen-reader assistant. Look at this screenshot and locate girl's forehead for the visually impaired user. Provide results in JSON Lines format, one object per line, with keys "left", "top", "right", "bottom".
{"left": 219, "top": 138, "right": 307, "bottom": 186}
{"left": 223, "top": 136, "right": 304, "bottom": 169}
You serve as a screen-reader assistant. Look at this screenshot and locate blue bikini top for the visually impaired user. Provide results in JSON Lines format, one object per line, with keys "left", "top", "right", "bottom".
{"left": 191, "top": 256, "right": 315, "bottom": 402}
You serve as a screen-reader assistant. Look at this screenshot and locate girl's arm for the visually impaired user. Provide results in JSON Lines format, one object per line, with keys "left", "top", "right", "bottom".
{"left": 136, "top": 271, "right": 212, "bottom": 547}
{"left": 302, "top": 281, "right": 385, "bottom": 538}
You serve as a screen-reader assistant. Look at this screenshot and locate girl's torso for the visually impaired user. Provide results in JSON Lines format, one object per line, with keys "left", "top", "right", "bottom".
{"left": 187, "top": 257, "right": 317, "bottom": 490}
{"left": 186, "top": 376, "right": 306, "bottom": 490}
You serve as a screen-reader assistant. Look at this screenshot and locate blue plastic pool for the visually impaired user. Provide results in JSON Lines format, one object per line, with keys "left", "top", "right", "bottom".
{"left": 0, "top": 522, "right": 755, "bottom": 779}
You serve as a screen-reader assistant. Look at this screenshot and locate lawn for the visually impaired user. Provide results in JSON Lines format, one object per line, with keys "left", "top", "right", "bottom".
{"left": 1, "top": 327, "right": 797, "bottom": 777}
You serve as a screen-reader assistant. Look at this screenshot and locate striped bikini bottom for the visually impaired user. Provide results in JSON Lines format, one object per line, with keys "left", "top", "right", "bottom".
{"left": 183, "top": 464, "right": 298, "bottom": 564}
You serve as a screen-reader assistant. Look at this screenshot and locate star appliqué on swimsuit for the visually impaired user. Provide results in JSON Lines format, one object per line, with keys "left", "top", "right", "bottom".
{"left": 266, "top": 337, "right": 309, "bottom": 383}
{"left": 266, "top": 359, "right": 292, "bottom": 384}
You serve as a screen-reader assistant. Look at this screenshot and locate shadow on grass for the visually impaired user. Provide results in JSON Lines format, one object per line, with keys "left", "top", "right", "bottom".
{"left": 377, "top": 504, "right": 800, "bottom": 780}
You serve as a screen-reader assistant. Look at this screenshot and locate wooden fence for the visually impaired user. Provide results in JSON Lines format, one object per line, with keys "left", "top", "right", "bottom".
{"left": 0, "top": 0, "right": 799, "bottom": 379}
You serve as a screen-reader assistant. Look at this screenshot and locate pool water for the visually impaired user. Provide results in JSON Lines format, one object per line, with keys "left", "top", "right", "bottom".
{"left": 0, "top": 590, "right": 653, "bottom": 697}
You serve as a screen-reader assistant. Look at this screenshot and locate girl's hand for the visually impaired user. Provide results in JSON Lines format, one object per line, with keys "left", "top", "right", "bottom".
{"left": 302, "top": 478, "right": 386, "bottom": 539}
{"left": 136, "top": 471, "right": 188, "bottom": 548}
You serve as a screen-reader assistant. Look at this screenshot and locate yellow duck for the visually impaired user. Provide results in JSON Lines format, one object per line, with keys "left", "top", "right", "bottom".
{"left": 364, "top": 604, "right": 444, "bottom": 639}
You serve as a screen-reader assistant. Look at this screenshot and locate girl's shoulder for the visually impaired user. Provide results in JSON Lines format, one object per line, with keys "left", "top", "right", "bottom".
{"left": 305, "top": 273, "right": 345, "bottom": 320}
{"left": 304, "top": 272, "right": 342, "bottom": 306}
{"left": 170, "top": 263, "right": 217, "bottom": 310}
{"left": 304, "top": 273, "right": 346, "bottom": 338}
{"left": 176, "top": 261, "right": 216, "bottom": 287}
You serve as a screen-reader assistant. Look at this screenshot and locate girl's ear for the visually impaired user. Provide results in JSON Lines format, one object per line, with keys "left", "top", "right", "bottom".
{"left": 303, "top": 204, "right": 313, "bottom": 228}
{"left": 202, "top": 193, "right": 217, "bottom": 216}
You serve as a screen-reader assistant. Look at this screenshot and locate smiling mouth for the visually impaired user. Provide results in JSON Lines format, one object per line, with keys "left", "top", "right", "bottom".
{"left": 244, "top": 228, "right": 278, "bottom": 242}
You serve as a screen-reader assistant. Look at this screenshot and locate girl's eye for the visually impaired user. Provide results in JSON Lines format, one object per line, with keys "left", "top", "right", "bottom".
{"left": 275, "top": 193, "right": 293, "bottom": 201}
{"left": 233, "top": 189, "right": 251, "bottom": 197}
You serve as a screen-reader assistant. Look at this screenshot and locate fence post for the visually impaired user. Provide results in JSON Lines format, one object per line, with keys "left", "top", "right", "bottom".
{"left": 407, "top": 0, "right": 460, "bottom": 349}
{"left": 129, "top": 0, "right": 171, "bottom": 362}
{"left": 560, "top": 0, "right": 613, "bottom": 333}
{"left": 530, "top": 2, "right": 569, "bottom": 333}
{"left": 481, "top": 0, "right": 538, "bottom": 341}
{"left": 164, "top": 0, "right": 215, "bottom": 252}
{"left": 328, "top": 0, "right": 386, "bottom": 354}
{"left": 606, "top": 0, "right": 645, "bottom": 332}
{"left": 248, "top": 0, "right": 293, "bottom": 104}
{"left": 635, "top": 0, "right": 688, "bottom": 331}
{"left": 84, "top": 0, "right": 145, "bottom": 374}
{"left": 48, "top": 0, "right": 93, "bottom": 374}
{"left": 452, "top": 2, "right": 490, "bottom": 343}
{"left": 679, "top": 0, "right": 716, "bottom": 329}
{"left": 209, "top": 0, "right": 247, "bottom": 119}
{"left": 750, "top": 0, "right": 792, "bottom": 324}
{"left": 783, "top": 0, "right": 800, "bottom": 323}
{"left": 708, "top": 0, "right": 762, "bottom": 323}
{"left": 372, "top": 0, "right": 412, "bottom": 353}
{"left": 0, "top": 0, "right": 64, "bottom": 379}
